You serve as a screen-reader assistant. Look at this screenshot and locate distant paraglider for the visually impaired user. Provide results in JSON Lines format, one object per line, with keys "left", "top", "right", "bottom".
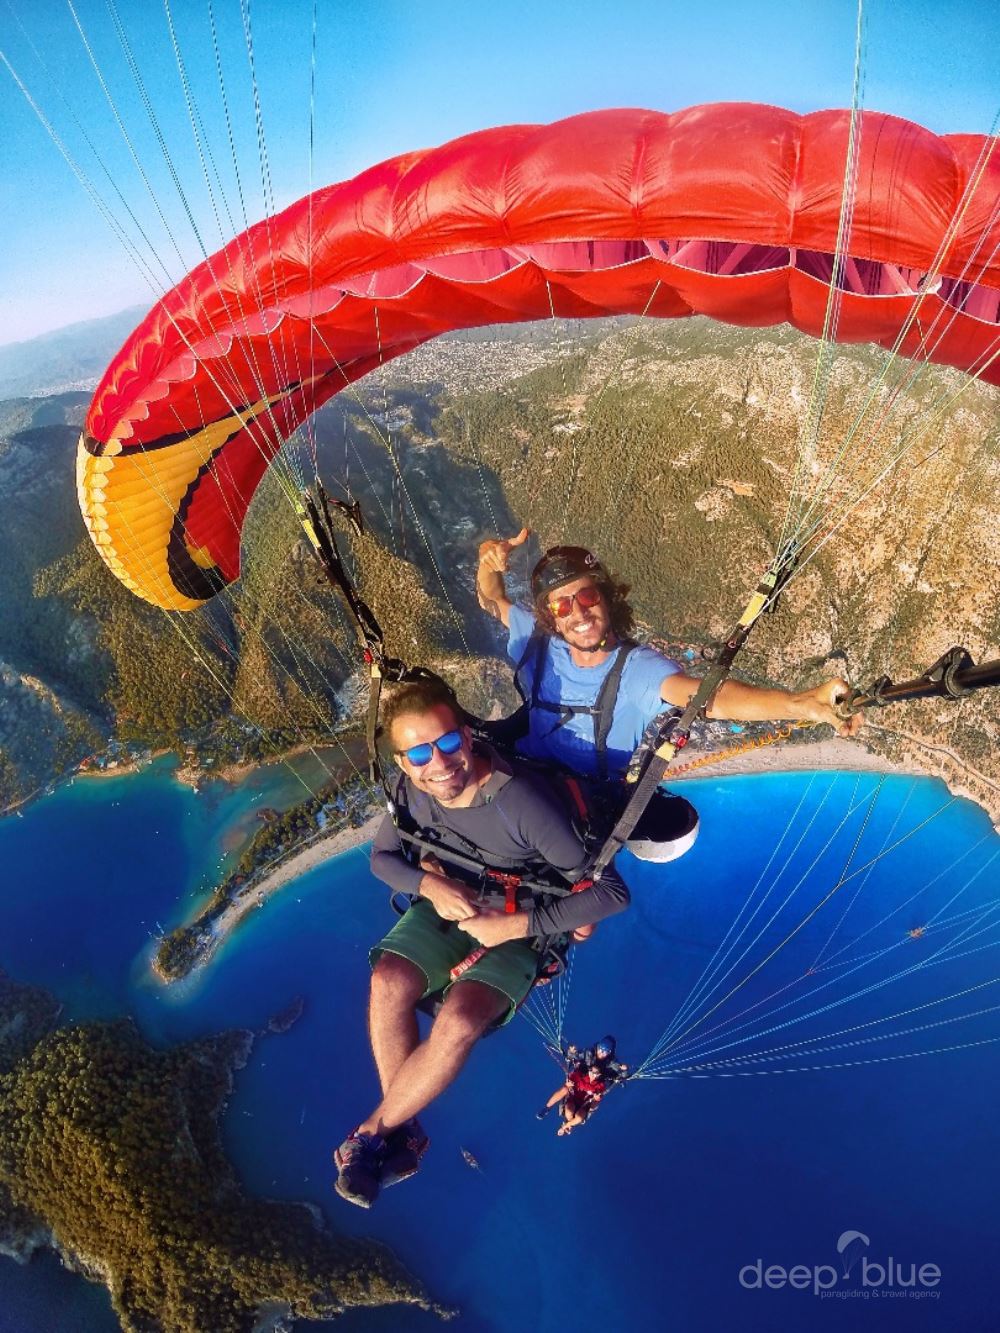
{"left": 537, "top": 1038, "right": 630, "bottom": 1135}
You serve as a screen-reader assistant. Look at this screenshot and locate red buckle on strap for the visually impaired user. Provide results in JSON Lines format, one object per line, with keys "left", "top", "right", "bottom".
{"left": 485, "top": 869, "right": 522, "bottom": 914}
{"left": 570, "top": 877, "right": 593, "bottom": 894}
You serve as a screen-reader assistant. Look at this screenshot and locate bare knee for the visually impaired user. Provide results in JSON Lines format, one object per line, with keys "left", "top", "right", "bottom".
{"left": 431, "top": 981, "right": 507, "bottom": 1050}
{"left": 370, "top": 952, "right": 426, "bottom": 1009}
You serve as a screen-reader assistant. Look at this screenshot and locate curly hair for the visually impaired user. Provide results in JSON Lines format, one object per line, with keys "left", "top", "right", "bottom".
{"left": 534, "top": 571, "right": 636, "bottom": 641}
{"left": 380, "top": 676, "right": 465, "bottom": 747}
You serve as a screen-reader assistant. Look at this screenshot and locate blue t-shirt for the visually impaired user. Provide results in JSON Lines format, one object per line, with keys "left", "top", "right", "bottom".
{"left": 507, "top": 603, "right": 682, "bottom": 779}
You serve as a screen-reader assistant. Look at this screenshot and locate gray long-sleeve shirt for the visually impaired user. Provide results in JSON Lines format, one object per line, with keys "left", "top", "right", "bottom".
{"left": 370, "top": 748, "right": 629, "bottom": 937}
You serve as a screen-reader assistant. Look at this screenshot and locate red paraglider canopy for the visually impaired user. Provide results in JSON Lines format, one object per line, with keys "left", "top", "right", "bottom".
{"left": 78, "top": 104, "right": 1000, "bottom": 610}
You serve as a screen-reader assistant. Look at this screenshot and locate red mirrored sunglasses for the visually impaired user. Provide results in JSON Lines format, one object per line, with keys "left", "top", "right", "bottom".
{"left": 547, "top": 584, "right": 603, "bottom": 619}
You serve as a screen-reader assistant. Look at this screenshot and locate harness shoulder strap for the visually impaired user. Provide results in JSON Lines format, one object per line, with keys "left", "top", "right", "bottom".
{"left": 591, "top": 641, "right": 635, "bottom": 780}
{"left": 512, "top": 630, "right": 548, "bottom": 707}
{"left": 391, "top": 774, "right": 419, "bottom": 858}
{"left": 517, "top": 631, "right": 637, "bottom": 779}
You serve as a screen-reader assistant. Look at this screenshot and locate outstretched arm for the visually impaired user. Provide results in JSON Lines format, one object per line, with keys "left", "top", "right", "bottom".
{"left": 659, "top": 672, "right": 862, "bottom": 738}
{"left": 476, "top": 528, "right": 529, "bottom": 629}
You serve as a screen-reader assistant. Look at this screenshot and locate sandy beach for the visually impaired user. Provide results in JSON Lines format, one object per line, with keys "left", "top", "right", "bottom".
{"left": 152, "top": 810, "right": 386, "bottom": 982}
{"left": 225, "top": 810, "right": 385, "bottom": 915}
{"left": 242, "top": 733, "right": 987, "bottom": 901}
{"left": 155, "top": 728, "right": 995, "bottom": 984}
{"left": 672, "top": 731, "right": 998, "bottom": 831}
{"left": 670, "top": 735, "right": 909, "bottom": 782}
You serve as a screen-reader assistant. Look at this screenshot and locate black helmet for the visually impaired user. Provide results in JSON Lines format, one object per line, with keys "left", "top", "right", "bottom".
{"left": 531, "top": 546, "right": 609, "bottom": 602}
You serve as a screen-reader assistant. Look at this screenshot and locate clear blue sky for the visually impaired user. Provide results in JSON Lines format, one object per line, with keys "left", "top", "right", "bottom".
{"left": 0, "top": 0, "right": 997, "bottom": 345}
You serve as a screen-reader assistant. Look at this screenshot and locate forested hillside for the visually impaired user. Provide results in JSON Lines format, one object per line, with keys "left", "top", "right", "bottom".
{"left": 1, "top": 317, "right": 997, "bottom": 815}
{"left": 0, "top": 971, "right": 429, "bottom": 1330}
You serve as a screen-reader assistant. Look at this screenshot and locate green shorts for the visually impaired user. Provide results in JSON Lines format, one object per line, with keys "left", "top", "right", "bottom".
{"left": 370, "top": 898, "right": 541, "bottom": 1026}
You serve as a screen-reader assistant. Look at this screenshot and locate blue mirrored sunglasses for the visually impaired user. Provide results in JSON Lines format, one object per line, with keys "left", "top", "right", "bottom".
{"left": 397, "top": 729, "right": 464, "bottom": 767}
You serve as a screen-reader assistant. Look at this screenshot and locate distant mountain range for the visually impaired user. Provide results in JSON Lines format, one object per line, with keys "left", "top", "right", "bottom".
{"left": 0, "top": 306, "right": 147, "bottom": 399}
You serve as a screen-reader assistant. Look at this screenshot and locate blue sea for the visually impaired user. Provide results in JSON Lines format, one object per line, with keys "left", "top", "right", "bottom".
{"left": 1, "top": 757, "right": 998, "bottom": 1333}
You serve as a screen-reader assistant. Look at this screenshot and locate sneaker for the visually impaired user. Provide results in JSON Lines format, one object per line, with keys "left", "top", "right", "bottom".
{"left": 381, "top": 1117, "right": 429, "bottom": 1188}
{"left": 333, "top": 1129, "right": 385, "bottom": 1209}
{"left": 536, "top": 1105, "right": 552, "bottom": 1120}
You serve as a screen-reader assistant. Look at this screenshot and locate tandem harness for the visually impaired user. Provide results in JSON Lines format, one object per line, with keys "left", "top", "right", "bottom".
{"left": 387, "top": 773, "right": 594, "bottom": 993}
{"left": 294, "top": 486, "right": 596, "bottom": 993}
{"left": 296, "top": 484, "right": 697, "bottom": 897}
{"left": 510, "top": 631, "right": 636, "bottom": 783}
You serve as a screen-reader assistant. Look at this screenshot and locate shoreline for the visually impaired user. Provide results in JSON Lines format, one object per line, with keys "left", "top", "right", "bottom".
{"left": 671, "top": 735, "right": 908, "bottom": 782}
{"left": 137, "top": 732, "right": 997, "bottom": 985}
{"left": 197, "top": 734, "right": 369, "bottom": 789}
{"left": 243, "top": 739, "right": 923, "bottom": 884}
{"left": 2, "top": 734, "right": 370, "bottom": 818}
{"left": 173, "top": 740, "right": 328, "bottom": 789}
{"left": 672, "top": 734, "right": 999, "bottom": 830}
{"left": 214, "top": 811, "right": 385, "bottom": 927}
{"left": 151, "top": 810, "right": 385, "bottom": 984}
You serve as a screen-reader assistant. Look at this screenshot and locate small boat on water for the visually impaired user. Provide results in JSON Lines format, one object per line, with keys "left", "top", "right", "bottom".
{"left": 460, "top": 1147, "right": 482, "bottom": 1173}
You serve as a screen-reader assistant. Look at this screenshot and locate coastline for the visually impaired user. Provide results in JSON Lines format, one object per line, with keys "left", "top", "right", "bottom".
{"left": 175, "top": 734, "right": 370, "bottom": 790}
{"left": 150, "top": 810, "right": 385, "bottom": 984}
{"left": 174, "top": 741, "right": 320, "bottom": 789}
{"left": 214, "top": 811, "right": 385, "bottom": 924}
{"left": 150, "top": 731, "right": 997, "bottom": 985}
{"left": 670, "top": 735, "right": 908, "bottom": 782}
{"left": 0, "top": 972, "right": 434, "bottom": 1325}
{"left": 242, "top": 739, "right": 920, "bottom": 883}
{"left": 672, "top": 733, "right": 999, "bottom": 830}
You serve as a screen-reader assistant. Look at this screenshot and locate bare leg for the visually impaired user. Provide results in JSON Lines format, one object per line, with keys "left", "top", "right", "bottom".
{"left": 358, "top": 979, "right": 507, "bottom": 1136}
{"left": 545, "top": 1085, "right": 570, "bottom": 1110}
{"left": 557, "top": 1109, "right": 585, "bottom": 1136}
{"left": 368, "top": 953, "right": 425, "bottom": 1094}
